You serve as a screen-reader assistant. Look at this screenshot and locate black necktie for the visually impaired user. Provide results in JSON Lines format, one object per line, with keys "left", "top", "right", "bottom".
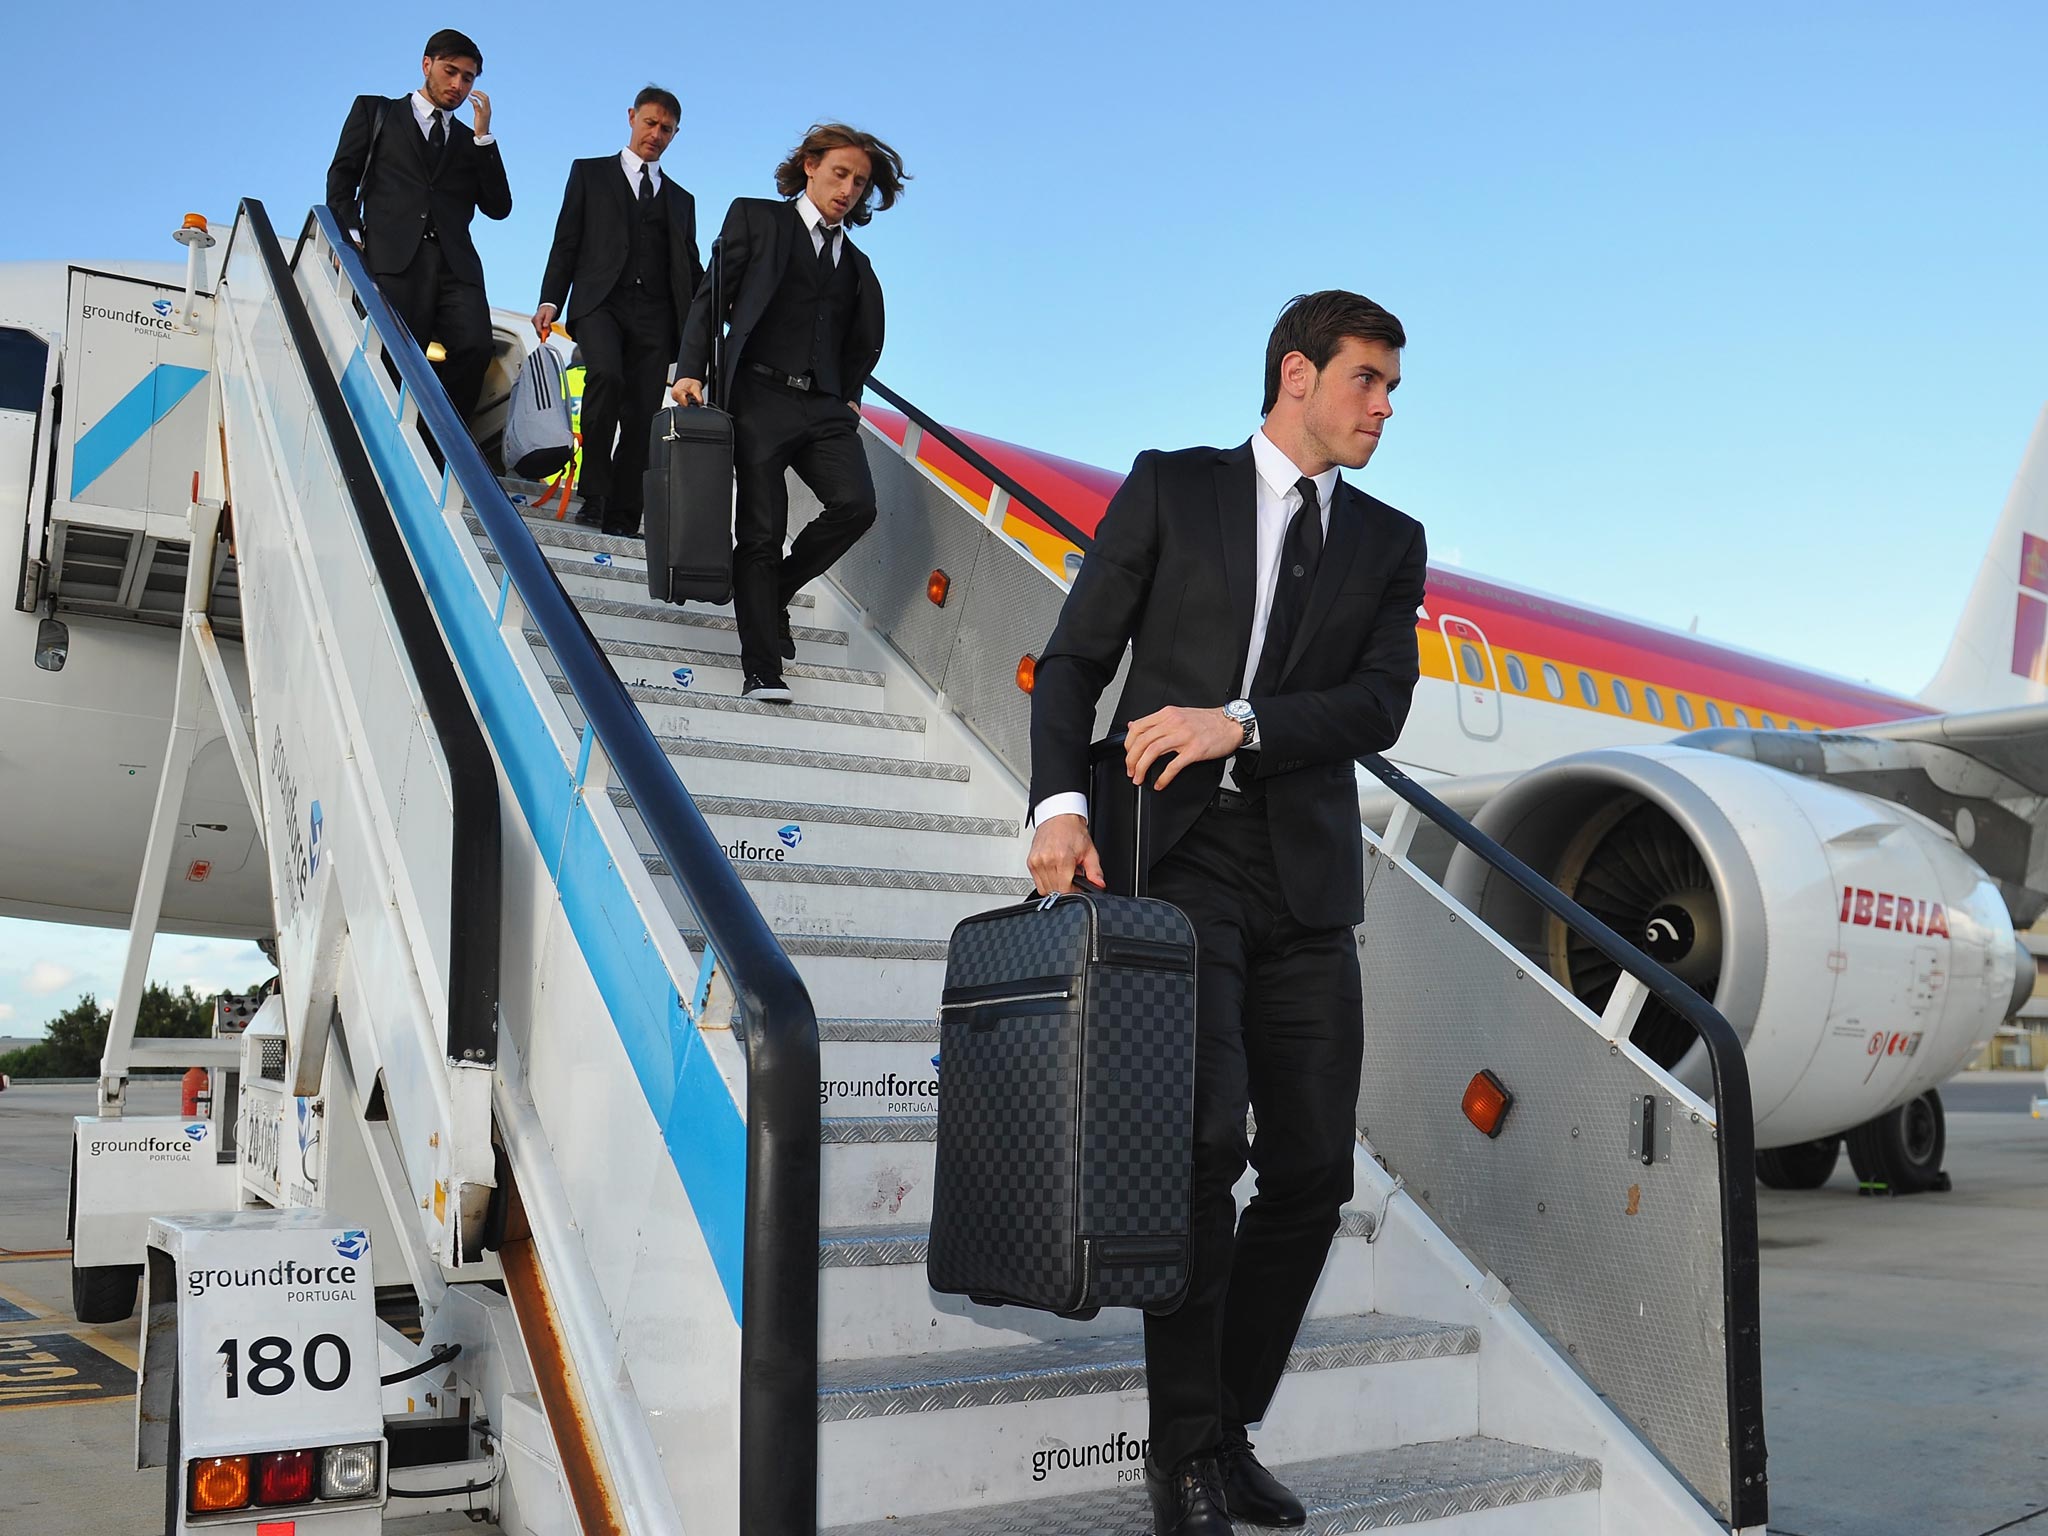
{"left": 817, "top": 225, "right": 838, "bottom": 272}
{"left": 1251, "top": 476, "right": 1324, "bottom": 698}
{"left": 428, "top": 108, "right": 446, "bottom": 156}
{"left": 639, "top": 164, "right": 654, "bottom": 203}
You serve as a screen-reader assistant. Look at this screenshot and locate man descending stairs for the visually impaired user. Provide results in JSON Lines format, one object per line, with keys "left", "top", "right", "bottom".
{"left": 472, "top": 494, "right": 1605, "bottom": 1534}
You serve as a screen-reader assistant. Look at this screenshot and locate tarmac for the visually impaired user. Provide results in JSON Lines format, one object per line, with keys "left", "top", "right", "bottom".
{"left": 2, "top": 1074, "right": 2044, "bottom": 1534}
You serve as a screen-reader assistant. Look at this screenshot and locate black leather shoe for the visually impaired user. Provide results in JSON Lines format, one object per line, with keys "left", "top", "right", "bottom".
{"left": 742, "top": 672, "right": 793, "bottom": 705}
{"left": 778, "top": 607, "right": 797, "bottom": 660}
{"left": 1144, "top": 1454, "right": 1232, "bottom": 1536}
{"left": 602, "top": 511, "right": 642, "bottom": 538}
{"left": 1218, "top": 1430, "right": 1304, "bottom": 1527}
{"left": 573, "top": 494, "right": 606, "bottom": 528}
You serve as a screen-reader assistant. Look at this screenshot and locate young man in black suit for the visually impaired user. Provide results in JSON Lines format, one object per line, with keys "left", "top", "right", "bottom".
{"left": 1027, "top": 292, "right": 1428, "bottom": 1536}
{"left": 325, "top": 29, "right": 512, "bottom": 425}
{"left": 533, "top": 87, "right": 703, "bottom": 537}
{"left": 670, "top": 124, "right": 905, "bottom": 703}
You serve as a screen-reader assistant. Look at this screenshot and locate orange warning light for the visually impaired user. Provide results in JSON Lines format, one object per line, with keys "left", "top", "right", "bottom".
{"left": 1460, "top": 1070, "right": 1513, "bottom": 1139}
{"left": 1015, "top": 654, "right": 1036, "bottom": 693}
{"left": 927, "top": 569, "right": 951, "bottom": 607}
{"left": 190, "top": 1455, "right": 252, "bottom": 1512}
{"left": 182, "top": 212, "right": 210, "bottom": 234}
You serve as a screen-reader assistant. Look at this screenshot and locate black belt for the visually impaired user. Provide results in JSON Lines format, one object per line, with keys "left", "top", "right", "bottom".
{"left": 1211, "top": 786, "right": 1251, "bottom": 811}
{"left": 748, "top": 361, "right": 815, "bottom": 392}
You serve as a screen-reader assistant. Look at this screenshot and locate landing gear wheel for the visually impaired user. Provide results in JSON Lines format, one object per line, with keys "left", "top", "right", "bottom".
{"left": 1756, "top": 1137, "right": 1840, "bottom": 1190}
{"left": 71, "top": 1262, "right": 142, "bottom": 1324}
{"left": 1846, "top": 1089, "right": 1950, "bottom": 1196}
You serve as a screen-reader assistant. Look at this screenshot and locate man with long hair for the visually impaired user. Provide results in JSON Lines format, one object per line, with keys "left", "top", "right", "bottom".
{"left": 671, "top": 124, "right": 906, "bottom": 702}
{"left": 325, "top": 29, "right": 512, "bottom": 424}
{"left": 534, "top": 86, "right": 703, "bottom": 536}
{"left": 1027, "top": 293, "right": 1427, "bottom": 1535}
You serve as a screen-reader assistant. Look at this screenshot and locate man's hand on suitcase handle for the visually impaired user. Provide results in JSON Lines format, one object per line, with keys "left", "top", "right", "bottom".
{"left": 1124, "top": 706, "right": 1241, "bottom": 789}
{"left": 670, "top": 377, "right": 707, "bottom": 408}
{"left": 531, "top": 303, "right": 557, "bottom": 340}
{"left": 1028, "top": 814, "right": 1104, "bottom": 897}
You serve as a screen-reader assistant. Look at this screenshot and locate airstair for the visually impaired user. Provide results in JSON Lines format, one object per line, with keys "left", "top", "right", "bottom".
{"left": 78, "top": 198, "right": 1767, "bottom": 1534}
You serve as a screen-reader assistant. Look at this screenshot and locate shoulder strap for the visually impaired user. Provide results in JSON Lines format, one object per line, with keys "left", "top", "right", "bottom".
{"left": 355, "top": 97, "right": 393, "bottom": 236}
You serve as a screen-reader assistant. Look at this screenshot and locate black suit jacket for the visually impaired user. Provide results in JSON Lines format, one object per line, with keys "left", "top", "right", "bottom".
{"left": 1028, "top": 442, "right": 1428, "bottom": 929}
{"left": 537, "top": 156, "right": 702, "bottom": 328}
{"left": 675, "top": 197, "right": 885, "bottom": 405}
{"left": 324, "top": 94, "right": 512, "bottom": 286}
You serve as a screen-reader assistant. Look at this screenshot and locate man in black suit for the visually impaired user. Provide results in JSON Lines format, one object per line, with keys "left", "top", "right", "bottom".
{"left": 533, "top": 86, "right": 703, "bottom": 537}
{"left": 670, "top": 124, "right": 905, "bottom": 703}
{"left": 1027, "top": 292, "right": 1427, "bottom": 1536}
{"left": 325, "top": 29, "right": 512, "bottom": 425}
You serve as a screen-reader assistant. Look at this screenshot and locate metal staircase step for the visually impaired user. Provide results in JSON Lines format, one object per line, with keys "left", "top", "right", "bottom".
{"left": 613, "top": 791, "right": 1021, "bottom": 878}
{"left": 816, "top": 1315, "right": 1482, "bottom": 1520}
{"left": 551, "top": 674, "right": 927, "bottom": 751}
{"left": 488, "top": 566, "right": 850, "bottom": 650}
{"left": 820, "top": 1018, "right": 941, "bottom": 1042}
{"left": 823, "top": 1438, "right": 1602, "bottom": 1536}
{"left": 655, "top": 857, "right": 1023, "bottom": 941}
{"left": 545, "top": 629, "right": 882, "bottom": 686}
{"left": 647, "top": 733, "right": 985, "bottom": 816}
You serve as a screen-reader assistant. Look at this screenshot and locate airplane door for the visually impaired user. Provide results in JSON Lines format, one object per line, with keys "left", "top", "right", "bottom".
{"left": 1439, "top": 613, "right": 1503, "bottom": 741}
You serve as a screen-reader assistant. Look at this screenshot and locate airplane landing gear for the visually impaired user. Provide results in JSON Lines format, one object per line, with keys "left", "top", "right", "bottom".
{"left": 1755, "top": 1136, "right": 1841, "bottom": 1190}
{"left": 1847, "top": 1089, "right": 1951, "bottom": 1195}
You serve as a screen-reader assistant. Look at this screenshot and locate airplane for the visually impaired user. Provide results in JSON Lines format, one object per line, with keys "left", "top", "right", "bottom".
{"left": 4, "top": 237, "right": 2043, "bottom": 1203}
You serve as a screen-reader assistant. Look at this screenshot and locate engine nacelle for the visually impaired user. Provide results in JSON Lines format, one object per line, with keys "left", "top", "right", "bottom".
{"left": 1443, "top": 745, "right": 2026, "bottom": 1148}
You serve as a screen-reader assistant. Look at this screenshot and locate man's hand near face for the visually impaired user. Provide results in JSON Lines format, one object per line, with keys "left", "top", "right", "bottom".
{"left": 1028, "top": 814, "right": 1103, "bottom": 897}
{"left": 469, "top": 89, "right": 492, "bottom": 138}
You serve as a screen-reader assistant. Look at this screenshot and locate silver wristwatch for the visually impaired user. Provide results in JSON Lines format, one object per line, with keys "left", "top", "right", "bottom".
{"left": 1223, "top": 698, "right": 1257, "bottom": 748}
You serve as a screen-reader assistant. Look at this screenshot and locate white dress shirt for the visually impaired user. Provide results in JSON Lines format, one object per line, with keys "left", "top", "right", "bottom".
{"left": 794, "top": 192, "right": 843, "bottom": 265}
{"left": 1032, "top": 428, "right": 1340, "bottom": 827}
{"left": 620, "top": 148, "right": 663, "bottom": 197}
{"left": 411, "top": 90, "right": 493, "bottom": 147}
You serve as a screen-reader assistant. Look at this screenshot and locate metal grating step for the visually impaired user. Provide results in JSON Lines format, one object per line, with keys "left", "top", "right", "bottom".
{"left": 612, "top": 791, "right": 1015, "bottom": 840}
{"left": 682, "top": 932, "right": 952, "bottom": 963}
{"left": 550, "top": 674, "right": 924, "bottom": 731}
{"left": 818, "top": 1207, "right": 1377, "bottom": 1271}
{"left": 648, "top": 856, "right": 1027, "bottom": 897}
{"left": 822, "top": 1115, "right": 937, "bottom": 1145}
{"left": 539, "top": 630, "right": 882, "bottom": 686}
{"left": 820, "top": 1019, "right": 941, "bottom": 1042}
{"left": 483, "top": 564, "right": 849, "bottom": 644}
{"left": 650, "top": 733, "right": 969, "bottom": 781}
{"left": 816, "top": 1313, "right": 1479, "bottom": 1422}
{"left": 823, "top": 1438, "right": 1601, "bottom": 1536}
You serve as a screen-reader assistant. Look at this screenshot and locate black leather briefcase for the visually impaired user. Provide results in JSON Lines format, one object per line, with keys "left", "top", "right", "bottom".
{"left": 641, "top": 403, "right": 734, "bottom": 605}
{"left": 927, "top": 769, "right": 1196, "bottom": 1318}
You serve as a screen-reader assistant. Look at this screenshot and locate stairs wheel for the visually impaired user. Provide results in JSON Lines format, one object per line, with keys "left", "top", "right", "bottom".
{"left": 1845, "top": 1089, "right": 1948, "bottom": 1196}
{"left": 72, "top": 1261, "right": 142, "bottom": 1324}
{"left": 1755, "top": 1136, "right": 1840, "bottom": 1190}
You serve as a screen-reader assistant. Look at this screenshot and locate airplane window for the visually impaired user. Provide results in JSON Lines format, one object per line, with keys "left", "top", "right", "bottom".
{"left": 1675, "top": 695, "right": 1695, "bottom": 727}
{"left": 1760, "top": 713, "right": 1777, "bottom": 729}
{"left": 1504, "top": 654, "right": 1528, "bottom": 692}
{"left": 1645, "top": 687, "right": 1666, "bottom": 722}
{"left": 1612, "top": 679, "right": 1634, "bottom": 714}
{"left": 1577, "top": 671, "right": 1598, "bottom": 707}
{"left": 1734, "top": 708, "right": 1751, "bottom": 727}
{"left": 0, "top": 327, "right": 48, "bottom": 414}
{"left": 1705, "top": 701, "right": 1724, "bottom": 727}
{"left": 1542, "top": 662, "right": 1564, "bottom": 700}
{"left": 1459, "top": 642, "right": 1486, "bottom": 684}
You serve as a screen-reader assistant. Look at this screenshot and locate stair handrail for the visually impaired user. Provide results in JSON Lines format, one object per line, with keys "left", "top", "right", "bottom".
{"left": 300, "top": 202, "right": 821, "bottom": 1536}
{"left": 1355, "top": 752, "right": 1766, "bottom": 1529}
{"left": 230, "top": 197, "right": 504, "bottom": 1073}
{"left": 872, "top": 381, "right": 1764, "bottom": 1528}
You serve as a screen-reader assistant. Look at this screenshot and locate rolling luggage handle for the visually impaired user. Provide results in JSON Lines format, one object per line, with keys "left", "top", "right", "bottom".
{"left": 1085, "top": 729, "right": 1162, "bottom": 899}
{"left": 660, "top": 236, "right": 724, "bottom": 440}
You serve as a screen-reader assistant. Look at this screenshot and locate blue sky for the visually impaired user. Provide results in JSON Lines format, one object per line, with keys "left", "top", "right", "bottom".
{"left": 2, "top": 2, "right": 2044, "bottom": 1032}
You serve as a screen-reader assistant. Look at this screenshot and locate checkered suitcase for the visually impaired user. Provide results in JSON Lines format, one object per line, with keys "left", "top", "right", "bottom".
{"left": 927, "top": 770, "right": 1196, "bottom": 1317}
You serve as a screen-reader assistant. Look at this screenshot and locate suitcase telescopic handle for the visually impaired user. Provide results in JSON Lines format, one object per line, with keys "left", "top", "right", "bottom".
{"left": 1087, "top": 731, "right": 1168, "bottom": 898}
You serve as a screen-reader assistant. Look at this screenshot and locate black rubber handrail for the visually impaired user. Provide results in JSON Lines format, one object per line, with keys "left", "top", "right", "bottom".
{"left": 1356, "top": 752, "right": 1766, "bottom": 1529}
{"left": 865, "top": 377, "right": 1097, "bottom": 550}
{"left": 301, "top": 203, "right": 820, "bottom": 1536}
{"left": 233, "top": 198, "right": 504, "bottom": 1075}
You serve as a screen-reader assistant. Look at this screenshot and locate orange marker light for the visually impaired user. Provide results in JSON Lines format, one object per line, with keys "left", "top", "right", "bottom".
{"left": 927, "top": 568, "right": 950, "bottom": 607}
{"left": 190, "top": 1455, "right": 252, "bottom": 1512}
{"left": 1461, "top": 1070, "right": 1513, "bottom": 1139}
{"left": 1016, "top": 654, "right": 1036, "bottom": 694}
{"left": 182, "top": 212, "right": 210, "bottom": 234}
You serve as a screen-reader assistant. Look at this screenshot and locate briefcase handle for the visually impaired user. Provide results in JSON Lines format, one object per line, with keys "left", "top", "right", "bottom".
{"left": 1087, "top": 730, "right": 1167, "bottom": 898}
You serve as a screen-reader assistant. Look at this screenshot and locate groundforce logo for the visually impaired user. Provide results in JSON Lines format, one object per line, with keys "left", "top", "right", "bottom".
{"left": 820, "top": 1071, "right": 938, "bottom": 1108}
{"left": 89, "top": 1134, "right": 197, "bottom": 1157}
{"left": 1033, "top": 1430, "right": 1150, "bottom": 1483}
{"left": 82, "top": 302, "right": 179, "bottom": 333}
{"left": 186, "top": 1258, "right": 360, "bottom": 1300}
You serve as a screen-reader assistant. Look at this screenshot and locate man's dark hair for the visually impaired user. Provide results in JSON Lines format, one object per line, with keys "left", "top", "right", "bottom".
{"left": 422, "top": 29, "right": 482, "bottom": 69}
{"left": 634, "top": 85, "right": 681, "bottom": 120}
{"left": 1262, "top": 290, "right": 1406, "bottom": 415}
{"left": 772, "top": 124, "right": 909, "bottom": 227}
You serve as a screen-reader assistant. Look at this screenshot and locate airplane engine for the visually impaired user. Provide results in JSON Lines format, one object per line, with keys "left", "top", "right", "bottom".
{"left": 1442, "top": 744, "right": 2031, "bottom": 1151}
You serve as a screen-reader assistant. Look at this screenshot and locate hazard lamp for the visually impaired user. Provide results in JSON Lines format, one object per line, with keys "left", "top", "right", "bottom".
{"left": 1016, "top": 654, "right": 1036, "bottom": 693}
{"left": 927, "top": 568, "right": 951, "bottom": 606}
{"left": 1461, "top": 1070, "right": 1513, "bottom": 1139}
{"left": 188, "top": 1440, "right": 381, "bottom": 1512}
{"left": 182, "top": 212, "right": 210, "bottom": 234}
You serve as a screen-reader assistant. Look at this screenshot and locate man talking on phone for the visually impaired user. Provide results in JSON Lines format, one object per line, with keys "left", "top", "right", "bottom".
{"left": 325, "top": 28, "right": 512, "bottom": 426}
{"left": 1027, "top": 293, "right": 1427, "bottom": 1534}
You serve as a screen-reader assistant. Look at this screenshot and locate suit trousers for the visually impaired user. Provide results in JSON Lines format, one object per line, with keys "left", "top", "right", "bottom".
{"left": 376, "top": 238, "right": 493, "bottom": 424}
{"left": 575, "top": 286, "right": 677, "bottom": 527}
{"left": 729, "top": 374, "right": 878, "bottom": 678}
{"left": 1140, "top": 793, "right": 1364, "bottom": 1472}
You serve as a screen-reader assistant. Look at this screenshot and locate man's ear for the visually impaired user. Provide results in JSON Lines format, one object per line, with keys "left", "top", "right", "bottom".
{"left": 1281, "top": 349, "right": 1315, "bottom": 402}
